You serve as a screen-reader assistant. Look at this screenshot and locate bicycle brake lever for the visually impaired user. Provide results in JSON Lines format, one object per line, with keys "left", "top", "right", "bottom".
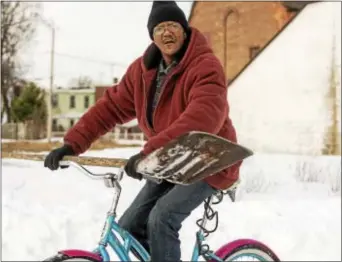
{"left": 104, "top": 174, "right": 116, "bottom": 188}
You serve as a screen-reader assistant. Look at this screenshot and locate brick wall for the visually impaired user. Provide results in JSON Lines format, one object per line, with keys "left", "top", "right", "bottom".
{"left": 95, "top": 86, "right": 109, "bottom": 102}
{"left": 223, "top": 2, "right": 340, "bottom": 155}
{"left": 95, "top": 78, "right": 119, "bottom": 102}
{"left": 189, "top": 2, "right": 296, "bottom": 81}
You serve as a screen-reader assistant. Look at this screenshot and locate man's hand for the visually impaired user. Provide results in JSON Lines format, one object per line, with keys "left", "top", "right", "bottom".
{"left": 44, "top": 145, "right": 75, "bottom": 170}
{"left": 124, "top": 152, "right": 144, "bottom": 180}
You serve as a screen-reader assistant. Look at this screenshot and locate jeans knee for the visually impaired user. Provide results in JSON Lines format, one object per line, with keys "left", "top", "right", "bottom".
{"left": 147, "top": 205, "right": 167, "bottom": 231}
{"left": 118, "top": 213, "right": 136, "bottom": 233}
{"left": 147, "top": 204, "right": 182, "bottom": 233}
{"left": 147, "top": 205, "right": 166, "bottom": 229}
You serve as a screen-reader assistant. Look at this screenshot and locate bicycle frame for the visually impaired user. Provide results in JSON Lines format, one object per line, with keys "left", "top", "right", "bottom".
{"left": 92, "top": 212, "right": 150, "bottom": 261}
{"left": 90, "top": 206, "right": 224, "bottom": 262}
{"left": 59, "top": 161, "right": 224, "bottom": 262}
{"left": 191, "top": 232, "right": 223, "bottom": 262}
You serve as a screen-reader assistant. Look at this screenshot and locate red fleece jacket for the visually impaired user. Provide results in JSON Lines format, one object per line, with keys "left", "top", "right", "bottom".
{"left": 64, "top": 27, "right": 241, "bottom": 190}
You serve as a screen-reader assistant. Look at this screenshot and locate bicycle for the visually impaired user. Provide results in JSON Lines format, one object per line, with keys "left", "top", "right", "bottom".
{"left": 43, "top": 160, "right": 281, "bottom": 262}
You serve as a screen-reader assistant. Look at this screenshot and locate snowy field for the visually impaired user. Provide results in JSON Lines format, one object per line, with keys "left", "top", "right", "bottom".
{"left": 2, "top": 147, "right": 341, "bottom": 261}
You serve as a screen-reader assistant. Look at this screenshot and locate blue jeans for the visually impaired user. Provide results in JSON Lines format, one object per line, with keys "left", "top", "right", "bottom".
{"left": 118, "top": 180, "right": 217, "bottom": 261}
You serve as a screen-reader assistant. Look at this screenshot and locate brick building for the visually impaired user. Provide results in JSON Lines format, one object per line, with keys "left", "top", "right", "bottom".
{"left": 94, "top": 77, "right": 119, "bottom": 102}
{"left": 95, "top": 85, "right": 109, "bottom": 102}
{"left": 188, "top": 1, "right": 309, "bottom": 82}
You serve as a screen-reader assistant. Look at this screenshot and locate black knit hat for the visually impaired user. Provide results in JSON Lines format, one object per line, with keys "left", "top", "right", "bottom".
{"left": 147, "top": 1, "right": 189, "bottom": 39}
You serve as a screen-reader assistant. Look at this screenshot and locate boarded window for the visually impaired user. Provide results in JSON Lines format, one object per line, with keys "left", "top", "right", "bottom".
{"left": 84, "top": 96, "right": 89, "bottom": 108}
{"left": 70, "top": 95, "right": 75, "bottom": 108}
{"left": 52, "top": 94, "right": 58, "bottom": 108}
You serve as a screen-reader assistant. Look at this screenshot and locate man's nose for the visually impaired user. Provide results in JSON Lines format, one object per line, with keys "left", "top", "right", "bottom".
{"left": 163, "top": 28, "right": 173, "bottom": 37}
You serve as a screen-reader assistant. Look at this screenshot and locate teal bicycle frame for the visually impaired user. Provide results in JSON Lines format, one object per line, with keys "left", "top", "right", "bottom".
{"left": 59, "top": 161, "right": 224, "bottom": 262}
{"left": 91, "top": 204, "right": 223, "bottom": 262}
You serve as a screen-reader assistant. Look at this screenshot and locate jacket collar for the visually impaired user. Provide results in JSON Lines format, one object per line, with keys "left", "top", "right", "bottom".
{"left": 141, "top": 27, "right": 211, "bottom": 76}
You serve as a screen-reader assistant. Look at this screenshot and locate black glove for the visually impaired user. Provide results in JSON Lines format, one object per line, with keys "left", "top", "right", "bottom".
{"left": 44, "top": 144, "right": 75, "bottom": 170}
{"left": 124, "top": 152, "right": 143, "bottom": 180}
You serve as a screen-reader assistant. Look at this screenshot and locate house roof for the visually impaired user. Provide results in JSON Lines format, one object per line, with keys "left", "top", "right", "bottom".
{"left": 95, "top": 85, "right": 111, "bottom": 89}
{"left": 282, "top": 1, "right": 317, "bottom": 12}
{"left": 53, "top": 88, "right": 95, "bottom": 94}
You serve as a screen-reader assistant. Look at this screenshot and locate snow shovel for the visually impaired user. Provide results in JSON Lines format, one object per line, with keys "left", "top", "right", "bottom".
{"left": 2, "top": 131, "right": 253, "bottom": 185}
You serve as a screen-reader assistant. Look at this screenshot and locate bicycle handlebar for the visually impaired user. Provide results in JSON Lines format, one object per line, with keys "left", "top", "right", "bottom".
{"left": 59, "top": 160, "right": 124, "bottom": 182}
{"left": 59, "top": 160, "right": 163, "bottom": 186}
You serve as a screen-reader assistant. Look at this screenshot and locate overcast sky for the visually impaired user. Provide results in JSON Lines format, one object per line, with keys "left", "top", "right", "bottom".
{"left": 21, "top": 1, "right": 193, "bottom": 88}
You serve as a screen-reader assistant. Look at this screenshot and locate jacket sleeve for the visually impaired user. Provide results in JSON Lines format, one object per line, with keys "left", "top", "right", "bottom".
{"left": 64, "top": 63, "right": 137, "bottom": 155}
{"left": 142, "top": 58, "right": 228, "bottom": 156}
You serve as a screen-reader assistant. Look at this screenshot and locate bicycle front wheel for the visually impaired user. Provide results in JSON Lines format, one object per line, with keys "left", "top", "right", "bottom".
{"left": 43, "top": 251, "right": 102, "bottom": 262}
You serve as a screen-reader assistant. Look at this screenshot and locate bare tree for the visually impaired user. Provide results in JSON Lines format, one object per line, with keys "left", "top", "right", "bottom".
{"left": 69, "top": 75, "right": 94, "bottom": 89}
{"left": 1, "top": 1, "right": 41, "bottom": 122}
{"left": 77, "top": 75, "right": 93, "bottom": 88}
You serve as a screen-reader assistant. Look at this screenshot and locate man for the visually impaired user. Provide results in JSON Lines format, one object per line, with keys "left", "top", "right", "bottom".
{"left": 44, "top": 1, "right": 241, "bottom": 261}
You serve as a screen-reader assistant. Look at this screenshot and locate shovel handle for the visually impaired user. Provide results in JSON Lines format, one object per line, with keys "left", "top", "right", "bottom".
{"left": 1, "top": 152, "right": 128, "bottom": 168}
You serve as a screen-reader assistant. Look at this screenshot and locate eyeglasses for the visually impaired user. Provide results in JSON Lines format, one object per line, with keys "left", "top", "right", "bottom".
{"left": 153, "top": 22, "right": 182, "bottom": 36}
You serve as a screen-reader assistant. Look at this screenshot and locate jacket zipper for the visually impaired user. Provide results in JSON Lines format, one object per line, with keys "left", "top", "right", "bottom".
{"left": 143, "top": 66, "right": 179, "bottom": 134}
{"left": 151, "top": 74, "right": 173, "bottom": 128}
{"left": 152, "top": 64, "right": 181, "bottom": 129}
{"left": 142, "top": 75, "right": 155, "bottom": 134}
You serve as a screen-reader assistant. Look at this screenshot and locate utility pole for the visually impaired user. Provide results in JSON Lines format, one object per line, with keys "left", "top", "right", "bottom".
{"left": 37, "top": 14, "right": 55, "bottom": 143}
{"left": 47, "top": 26, "right": 55, "bottom": 143}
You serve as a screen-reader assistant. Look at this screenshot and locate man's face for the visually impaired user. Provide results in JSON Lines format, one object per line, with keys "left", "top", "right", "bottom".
{"left": 153, "top": 21, "right": 185, "bottom": 57}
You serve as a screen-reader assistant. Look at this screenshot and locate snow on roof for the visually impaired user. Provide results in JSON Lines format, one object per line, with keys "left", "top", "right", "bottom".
{"left": 53, "top": 88, "right": 95, "bottom": 94}
{"left": 117, "top": 119, "right": 138, "bottom": 128}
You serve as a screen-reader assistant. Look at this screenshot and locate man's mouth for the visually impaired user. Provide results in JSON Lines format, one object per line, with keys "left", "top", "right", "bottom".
{"left": 163, "top": 39, "right": 175, "bottom": 45}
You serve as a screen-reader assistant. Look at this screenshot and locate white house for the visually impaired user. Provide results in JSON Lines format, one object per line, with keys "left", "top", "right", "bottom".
{"left": 227, "top": 2, "right": 341, "bottom": 155}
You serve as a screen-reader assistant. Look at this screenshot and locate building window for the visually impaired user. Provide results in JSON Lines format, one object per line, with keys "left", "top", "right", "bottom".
{"left": 52, "top": 119, "right": 58, "bottom": 131}
{"left": 69, "top": 95, "right": 75, "bottom": 108}
{"left": 52, "top": 94, "right": 58, "bottom": 108}
{"left": 70, "top": 119, "right": 75, "bottom": 127}
{"left": 249, "top": 46, "right": 260, "bottom": 59}
{"left": 84, "top": 96, "right": 89, "bottom": 108}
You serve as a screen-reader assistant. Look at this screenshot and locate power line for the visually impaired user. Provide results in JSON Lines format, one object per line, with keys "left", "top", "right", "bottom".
{"left": 35, "top": 16, "right": 128, "bottom": 68}
{"left": 38, "top": 50, "right": 128, "bottom": 68}
{"left": 24, "top": 73, "right": 76, "bottom": 81}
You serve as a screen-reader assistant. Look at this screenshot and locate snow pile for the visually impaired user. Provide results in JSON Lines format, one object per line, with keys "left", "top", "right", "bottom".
{"left": 2, "top": 148, "right": 341, "bottom": 261}
{"left": 238, "top": 154, "right": 341, "bottom": 198}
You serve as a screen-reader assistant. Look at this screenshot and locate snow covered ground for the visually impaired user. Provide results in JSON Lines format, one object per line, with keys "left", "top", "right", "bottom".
{"left": 2, "top": 147, "right": 341, "bottom": 261}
